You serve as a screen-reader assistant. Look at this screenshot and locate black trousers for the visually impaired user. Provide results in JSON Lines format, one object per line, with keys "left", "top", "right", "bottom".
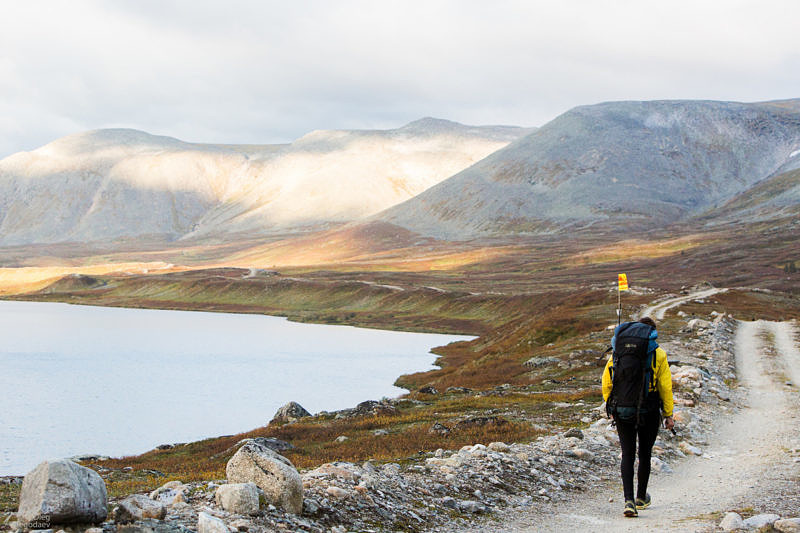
{"left": 615, "top": 411, "right": 661, "bottom": 501}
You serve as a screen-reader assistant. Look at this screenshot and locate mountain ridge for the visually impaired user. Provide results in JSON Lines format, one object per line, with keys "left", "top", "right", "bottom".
{"left": 377, "top": 99, "right": 800, "bottom": 239}
{"left": 0, "top": 119, "right": 529, "bottom": 246}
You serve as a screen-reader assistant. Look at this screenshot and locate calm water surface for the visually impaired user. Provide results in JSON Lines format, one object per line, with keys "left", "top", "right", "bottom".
{"left": 0, "top": 301, "right": 471, "bottom": 475}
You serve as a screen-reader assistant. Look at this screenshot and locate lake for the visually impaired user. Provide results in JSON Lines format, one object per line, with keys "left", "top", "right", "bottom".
{"left": 0, "top": 301, "right": 472, "bottom": 475}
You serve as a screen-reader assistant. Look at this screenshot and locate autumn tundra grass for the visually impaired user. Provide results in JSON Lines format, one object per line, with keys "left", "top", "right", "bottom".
{"left": 1, "top": 221, "right": 798, "bottom": 511}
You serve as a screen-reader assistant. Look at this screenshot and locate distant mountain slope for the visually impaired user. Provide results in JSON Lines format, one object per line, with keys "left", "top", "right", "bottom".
{"left": 0, "top": 119, "right": 529, "bottom": 245}
{"left": 378, "top": 100, "right": 800, "bottom": 239}
{"left": 697, "top": 167, "right": 800, "bottom": 225}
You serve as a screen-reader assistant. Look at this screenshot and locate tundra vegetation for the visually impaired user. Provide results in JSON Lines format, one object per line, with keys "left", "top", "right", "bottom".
{"left": 1, "top": 215, "right": 798, "bottom": 510}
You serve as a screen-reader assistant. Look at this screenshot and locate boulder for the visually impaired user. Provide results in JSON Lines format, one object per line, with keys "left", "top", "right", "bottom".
{"left": 112, "top": 494, "right": 167, "bottom": 523}
{"left": 719, "top": 512, "right": 744, "bottom": 531}
{"left": 304, "top": 463, "right": 361, "bottom": 482}
{"left": 687, "top": 318, "right": 712, "bottom": 330}
{"left": 563, "top": 428, "right": 584, "bottom": 440}
{"left": 743, "top": 514, "right": 780, "bottom": 529}
{"left": 429, "top": 422, "right": 451, "bottom": 436}
{"left": 775, "top": 518, "right": 800, "bottom": 533}
{"left": 353, "top": 400, "right": 397, "bottom": 417}
{"left": 454, "top": 416, "right": 508, "bottom": 430}
{"left": 270, "top": 402, "right": 311, "bottom": 424}
{"left": 235, "top": 437, "right": 294, "bottom": 453}
{"left": 215, "top": 483, "right": 259, "bottom": 515}
{"left": 149, "top": 481, "right": 187, "bottom": 505}
{"left": 198, "top": 512, "right": 230, "bottom": 533}
{"left": 418, "top": 386, "right": 439, "bottom": 395}
{"left": 487, "top": 442, "right": 510, "bottom": 453}
{"left": 226, "top": 440, "right": 303, "bottom": 514}
{"left": 17, "top": 459, "right": 108, "bottom": 527}
{"left": 444, "top": 386, "right": 472, "bottom": 394}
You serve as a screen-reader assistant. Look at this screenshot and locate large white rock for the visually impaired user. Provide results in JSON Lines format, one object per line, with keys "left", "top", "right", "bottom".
{"left": 226, "top": 441, "right": 303, "bottom": 514}
{"left": 743, "top": 514, "right": 780, "bottom": 529}
{"left": 775, "top": 518, "right": 800, "bottom": 533}
{"left": 215, "top": 483, "right": 259, "bottom": 515}
{"left": 719, "top": 512, "right": 744, "bottom": 531}
{"left": 113, "top": 494, "right": 167, "bottom": 523}
{"left": 198, "top": 512, "right": 229, "bottom": 533}
{"left": 17, "top": 459, "right": 108, "bottom": 527}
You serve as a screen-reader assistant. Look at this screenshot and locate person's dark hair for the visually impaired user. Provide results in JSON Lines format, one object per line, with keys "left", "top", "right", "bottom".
{"left": 639, "top": 316, "right": 657, "bottom": 329}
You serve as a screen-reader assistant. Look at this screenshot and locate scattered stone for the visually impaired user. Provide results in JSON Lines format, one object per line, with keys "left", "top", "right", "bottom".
{"left": 117, "top": 518, "right": 185, "bottom": 533}
{"left": 445, "top": 387, "right": 472, "bottom": 394}
{"left": 719, "top": 511, "right": 744, "bottom": 531}
{"left": 565, "top": 448, "right": 594, "bottom": 461}
{"left": 454, "top": 416, "right": 508, "bottom": 430}
{"left": 458, "top": 500, "right": 486, "bottom": 514}
{"left": 325, "top": 486, "right": 350, "bottom": 499}
{"left": 226, "top": 439, "right": 303, "bottom": 514}
{"left": 215, "top": 482, "right": 260, "bottom": 515}
{"left": 441, "top": 496, "right": 458, "bottom": 510}
{"left": 197, "top": 511, "right": 229, "bottom": 533}
{"left": 673, "top": 409, "right": 692, "bottom": 424}
{"left": 113, "top": 494, "right": 167, "bottom": 523}
{"left": 229, "top": 518, "right": 252, "bottom": 532}
{"left": 563, "top": 428, "right": 584, "bottom": 440}
{"left": 678, "top": 441, "right": 702, "bottom": 456}
{"left": 270, "top": 401, "right": 311, "bottom": 424}
{"left": 418, "top": 386, "right": 439, "bottom": 395}
{"left": 429, "top": 422, "right": 452, "bottom": 436}
{"left": 17, "top": 459, "right": 108, "bottom": 527}
{"left": 305, "top": 463, "right": 361, "bottom": 481}
{"left": 524, "top": 356, "right": 559, "bottom": 368}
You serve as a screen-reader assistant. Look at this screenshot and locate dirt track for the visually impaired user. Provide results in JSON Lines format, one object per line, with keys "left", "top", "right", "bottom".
{"left": 472, "top": 294, "right": 800, "bottom": 532}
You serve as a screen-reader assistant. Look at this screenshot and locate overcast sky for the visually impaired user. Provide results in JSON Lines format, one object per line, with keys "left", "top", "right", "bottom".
{"left": 1, "top": 0, "right": 799, "bottom": 157}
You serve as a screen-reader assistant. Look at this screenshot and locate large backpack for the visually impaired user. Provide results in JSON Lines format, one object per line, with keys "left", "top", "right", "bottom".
{"left": 606, "top": 321, "right": 659, "bottom": 424}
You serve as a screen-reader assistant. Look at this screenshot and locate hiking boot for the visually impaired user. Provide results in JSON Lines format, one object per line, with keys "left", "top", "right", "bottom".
{"left": 635, "top": 493, "right": 651, "bottom": 509}
{"left": 624, "top": 500, "right": 638, "bottom": 517}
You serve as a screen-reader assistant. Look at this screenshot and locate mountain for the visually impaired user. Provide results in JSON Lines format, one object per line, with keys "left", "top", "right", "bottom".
{"left": 378, "top": 100, "right": 800, "bottom": 239}
{"left": 0, "top": 119, "right": 530, "bottom": 246}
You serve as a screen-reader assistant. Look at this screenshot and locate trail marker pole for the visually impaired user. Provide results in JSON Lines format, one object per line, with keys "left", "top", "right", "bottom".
{"left": 617, "top": 273, "right": 628, "bottom": 325}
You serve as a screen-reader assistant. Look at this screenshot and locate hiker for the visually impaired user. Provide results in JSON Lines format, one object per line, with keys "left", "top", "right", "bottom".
{"left": 602, "top": 316, "right": 674, "bottom": 517}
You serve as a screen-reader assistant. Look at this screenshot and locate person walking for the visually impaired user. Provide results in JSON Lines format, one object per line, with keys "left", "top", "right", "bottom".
{"left": 602, "top": 316, "right": 674, "bottom": 517}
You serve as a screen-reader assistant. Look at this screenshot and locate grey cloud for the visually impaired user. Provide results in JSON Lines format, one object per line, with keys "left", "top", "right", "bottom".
{"left": 1, "top": 0, "right": 799, "bottom": 157}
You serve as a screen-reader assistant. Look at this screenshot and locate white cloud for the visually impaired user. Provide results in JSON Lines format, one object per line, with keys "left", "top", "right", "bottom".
{"left": 1, "top": 0, "right": 799, "bottom": 157}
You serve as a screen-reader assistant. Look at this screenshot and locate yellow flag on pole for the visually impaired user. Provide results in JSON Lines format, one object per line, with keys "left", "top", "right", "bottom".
{"left": 618, "top": 273, "right": 629, "bottom": 291}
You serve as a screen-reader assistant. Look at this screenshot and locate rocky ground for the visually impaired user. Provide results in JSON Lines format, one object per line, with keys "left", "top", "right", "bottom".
{"left": 2, "top": 293, "right": 798, "bottom": 533}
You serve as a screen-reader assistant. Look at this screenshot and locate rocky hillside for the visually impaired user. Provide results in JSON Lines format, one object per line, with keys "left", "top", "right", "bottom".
{"left": 696, "top": 167, "right": 800, "bottom": 227}
{"left": 0, "top": 119, "right": 529, "bottom": 245}
{"left": 378, "top": 99, "right": 800, "bottom": 239}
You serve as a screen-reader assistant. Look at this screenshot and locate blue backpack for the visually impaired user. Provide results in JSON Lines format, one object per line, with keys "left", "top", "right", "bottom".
{"left": 607, "top": 321, "right": 659, "bottom": 424}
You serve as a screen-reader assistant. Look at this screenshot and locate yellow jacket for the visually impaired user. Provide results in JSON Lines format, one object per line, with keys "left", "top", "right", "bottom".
{"left": 602, "top": 346, "right": 673, "bottom": 417}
